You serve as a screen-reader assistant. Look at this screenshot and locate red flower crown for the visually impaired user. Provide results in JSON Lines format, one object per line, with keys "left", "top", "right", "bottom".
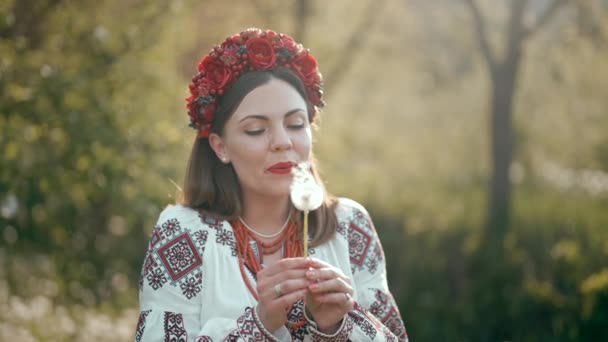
{"left": 186, "top": 28, "right": 325, "bottom": 138}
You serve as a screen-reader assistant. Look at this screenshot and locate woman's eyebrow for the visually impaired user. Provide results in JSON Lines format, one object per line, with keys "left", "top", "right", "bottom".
{"left": 239, "top": 108, "right": 306, "bottom": 123}
{"left": 284, "top": 108, "right": 306, "bottom": 118}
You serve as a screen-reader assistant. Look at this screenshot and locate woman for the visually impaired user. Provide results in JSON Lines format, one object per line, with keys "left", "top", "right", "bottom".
{"left": 135, "top": 28, "right": 408, "bottom": 342}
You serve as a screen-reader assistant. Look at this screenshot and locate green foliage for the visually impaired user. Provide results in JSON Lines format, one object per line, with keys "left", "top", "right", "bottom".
{"left": 0, "top": 0, "right": 187, "bottom": 326}
{"left": 1, "top": 0, "right": 607, "bottom": 341}
{"left": 374, "top": 186, "right": 608, "bottom": 342}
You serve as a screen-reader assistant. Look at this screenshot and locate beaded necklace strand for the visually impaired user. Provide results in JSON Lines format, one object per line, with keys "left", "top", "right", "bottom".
{"left": 238, "top": 212, "right": 291, "bottom": 239}
{"left": 231, "top": 218, "right": 306, "bottom": 330}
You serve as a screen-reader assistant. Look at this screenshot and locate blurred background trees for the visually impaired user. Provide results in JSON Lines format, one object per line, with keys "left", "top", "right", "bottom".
{"left": 1, "top": 0, "right": 607, "bottom": 341}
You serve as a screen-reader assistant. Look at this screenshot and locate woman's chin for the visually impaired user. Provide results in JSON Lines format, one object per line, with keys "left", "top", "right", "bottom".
{"left": 263, "top": 184, "right": 293, "bottom": 199}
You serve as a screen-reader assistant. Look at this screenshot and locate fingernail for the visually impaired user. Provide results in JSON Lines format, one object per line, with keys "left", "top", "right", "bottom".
{"left": 309, "top": 283, "right": 319, "bottom": 290}
{"left": 306, "top": 270, "right": 316, "bottom": 278}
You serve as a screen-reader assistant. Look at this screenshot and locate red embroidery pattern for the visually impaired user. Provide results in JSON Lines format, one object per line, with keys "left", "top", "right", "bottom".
{"left": 369, "top": 289, "right": 390, "bottom": 317}
{"left": 147, "top": 268, "right": 168, "bottom": 290}
{"left": 381, "top": 325, "right": 398, "bottom": 342}
{"left": 194, "top": 230, "right": 209, "bottom": 246}
{"left": 164, "top": 312, "right": 187, "bottom": 342}
{"left": 135, "top": 310, "right": 151, "bottom": 342}
{"left": 180, "top": 272, "right": 203, "bottom": 299}
{"left": 195, "top": 336, "right": 213, "bottom": 342}
{"left": 214, "top": 227, "right": 237, "bottom": 257}
{"left": 199, "top": 214, "right": 223, "bottom": 229}
{"left": 158, "top": 233, "right": 203, "bottom": 281}
{"left": 366, "top": 290, "right": 408, "bottom": 342}
{"left": 348, "top": 307, "right": 377, "bottom": 340}
{"left": 143, "top": 252, "right": 159, "bottom": 277}
{"left": 336, "top": 221, "right": 348, "bottom": 237}
{"left": 139, "top": 216, "right": 207, "bottom": 300}
{"left": 349, "top": 222, "right": 372, "bottom": 267}
{"left": 383, "top": 307, "right": 406, "bottom": 341}
{"left": 237, "top": 306, "right": 276, "bottom": 341}
{"left": 287, "top": 299, "right": 307, "bottom": 341}
{"left": 367, "top": 243, "right": 383, "bottom": 274}
{"left": 346, "top": 207, "right": 385, "bottom": 275}
{"left": 310, "top": 314, "right": 354, "bottom": 342}
{"left": 162, "top": 218, "right": 182, "bottom": 236}
{"left": 221, "top": 331, "right": 240, "bottom": 341}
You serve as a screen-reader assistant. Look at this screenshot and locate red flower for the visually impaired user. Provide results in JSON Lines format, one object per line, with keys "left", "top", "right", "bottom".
{"left": 200, "top": 102, "right": 216, "bottom": 122}
{"left": 187, "top": 29, "right": 325, "bottom": 138}
{"left": 186, "top": 96, "right": 195, "bottom": 115}
{"left": 199, "top": 124, "right": 212, "bottom": 138}
{"left": 240, "top": 29, "right": 260, "bottom": 40}
{"left": 229, "top": 34, "right": 244, "bottom": 45}
{"left": 292, "top": 52, "right": 318, "bottom": 86}
{"left": 246, "top": 38, "right": 276, "bottom": 70}
{"left": 307, "top": 72, "right": 322, "bottom": 88}
{"left": 220, "top": 44, "right": 241, "bottom": 66}
{"left": 196, "top": 79, "right": 212, "bottom": 97}
{"left": 308, "top": 89, "right": 322, "bottom": 107}
{"left": 274, "top": 35, "right": 298, "bottom": 53}
{"left": 201, "top": 56, "right": 233, "bottom": 89}
{"left": 265, "top": 30, "right": 277, "bottom": 40}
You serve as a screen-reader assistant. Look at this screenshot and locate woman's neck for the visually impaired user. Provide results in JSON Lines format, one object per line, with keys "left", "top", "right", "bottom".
{"left": 240, "top": 192, "right": 291, "bottom": 236}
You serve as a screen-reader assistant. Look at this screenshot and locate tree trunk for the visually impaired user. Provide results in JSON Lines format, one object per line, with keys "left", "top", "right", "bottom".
{"left": 484, "top": 0, "right": 525, "bottom": 250}
{"left": 487, "top": 63, "right": 517, "bottom": 247}
{"left": 293, "top": 0, "right": 310, "bottom": 43}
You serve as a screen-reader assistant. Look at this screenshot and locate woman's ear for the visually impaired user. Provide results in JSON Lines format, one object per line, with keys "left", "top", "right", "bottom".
{"left": 208, "top": 133, "right": 230, "bottom": 163}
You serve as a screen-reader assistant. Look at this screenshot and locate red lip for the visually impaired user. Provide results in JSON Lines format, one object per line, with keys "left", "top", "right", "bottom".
{"left": 268, "top": 162, "right": 297, "bottom": 174}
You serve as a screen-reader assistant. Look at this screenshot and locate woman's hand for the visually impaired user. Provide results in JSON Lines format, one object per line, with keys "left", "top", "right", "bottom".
{"left": 305, "top": 258, "right": 354, "bottom": 334}
{"left": 255, "top": 257, "right": 313, "bottom": 332}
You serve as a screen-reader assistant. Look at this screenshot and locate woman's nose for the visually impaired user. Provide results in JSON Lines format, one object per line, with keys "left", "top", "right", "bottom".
{"left": 270, "top": 127, "right": 293, "bottom": 151}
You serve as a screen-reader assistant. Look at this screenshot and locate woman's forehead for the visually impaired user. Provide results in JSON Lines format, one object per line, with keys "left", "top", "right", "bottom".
{"left": 231, "top": 78, "right": 307, "bottom": 120}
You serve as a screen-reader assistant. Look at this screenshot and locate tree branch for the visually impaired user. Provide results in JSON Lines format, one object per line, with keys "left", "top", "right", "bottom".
{"left": 523, "top": 0, "right": 567, "bottom": 39}
{"left": 463, "top": 0, "right": 497, "bottom": 71}
{"left": 505, "top": 0, "right": 528, "bottom": 63}
{"left": 1, "top": 0, "right": 64, "bottom": 47}
{"left": 293, "top": 0, "right": 311, "bottom": 44}
{"left": 323, "top": 0, "right": 387, "bottom": 94}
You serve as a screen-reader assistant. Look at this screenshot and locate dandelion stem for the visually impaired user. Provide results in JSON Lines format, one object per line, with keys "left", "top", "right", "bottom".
{"left": 303, "top": 209, "right": 309, "bottom": 257}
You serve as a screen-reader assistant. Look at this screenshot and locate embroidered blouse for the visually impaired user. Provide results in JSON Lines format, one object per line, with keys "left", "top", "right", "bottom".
{"left": 135, "top": 198, "right": 408, "bottom": 342}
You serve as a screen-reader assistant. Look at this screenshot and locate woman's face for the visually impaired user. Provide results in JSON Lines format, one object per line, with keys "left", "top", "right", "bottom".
{"left": 209, "top": 78, "right": 312, "bottom": 199}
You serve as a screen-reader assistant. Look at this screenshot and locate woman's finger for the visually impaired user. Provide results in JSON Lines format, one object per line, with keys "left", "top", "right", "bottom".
{"left": 258, "top": 268, "right": 310, "bottom": 296}
{"left": 262, "top": 257, "right": 313, "bottom": 277}
{"left": 274, "top": 288, "right": 308, "bottom": 308}
{"left": 308, "top": 258, "right": 338, "bottom": 270}
{"left": 306, "top": 267, "right": 351, "bottom": 285}
{"left": 261, "top": 277, "right": 310, "bottom": 301}
{"left": 270, "top": 268, "right": 309, "bottom": 282}
{"left": 308, "top": 277, "right": 352, "bottom": 294}
{"left": 311, "top": 291, "right": 354, "bottom": 309}
{"left": 258, "top": 268, "right": 308, "bottom": 287}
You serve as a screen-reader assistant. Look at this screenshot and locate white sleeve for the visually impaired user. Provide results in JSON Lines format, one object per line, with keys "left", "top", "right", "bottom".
{"left": 134, "top": 206, "right": 290, "bottom": 342}
{"left": 307, "top": 200, "right": 408, "bottom": 342}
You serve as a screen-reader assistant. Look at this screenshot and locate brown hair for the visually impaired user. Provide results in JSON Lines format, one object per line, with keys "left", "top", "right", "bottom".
{"left": 180, "top": 68, "right": 338, "bottom": 247}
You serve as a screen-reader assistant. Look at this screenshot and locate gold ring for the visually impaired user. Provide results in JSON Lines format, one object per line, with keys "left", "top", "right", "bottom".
{"left": 274, "top": 283, "right": 283, "bottom": 298}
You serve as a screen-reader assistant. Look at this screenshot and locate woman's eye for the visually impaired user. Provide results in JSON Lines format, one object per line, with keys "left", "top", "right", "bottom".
{"left": 245, "top": 128, "right": 265, "bottom": 136}
{"left": 288, "top": 123, "right": 305, "bottom": 130}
